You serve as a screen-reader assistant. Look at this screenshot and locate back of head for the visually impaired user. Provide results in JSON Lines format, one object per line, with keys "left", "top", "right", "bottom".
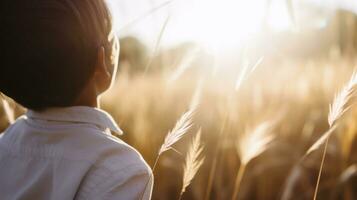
{"left": 0, "top": 0, "right": 113, "bottom": 110}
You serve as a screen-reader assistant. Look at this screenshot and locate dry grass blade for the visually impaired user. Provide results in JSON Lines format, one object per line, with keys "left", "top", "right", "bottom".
{"left": 1, "top": 97, "right": 15, "bottom": 124}
{"left": 281, "top": 165, "right": 304, "bottom": 200}
{"left": 158, "top": 106, "right": 195, "bottom": 155}
{"left": 168, "top": 47, "right": 200, "bottom": 82}
{"left": 328, "top": 73, "right": 357, "bottom": 127}
{"left": 306, "top": 72, "right": 357, "bottom": 155}
{"left": 119, "top": 0, "right": 173, "bottom": 31}
{"left": 338, "top": 164, "right": 357, "bottom": 184}
{"left": 145, "top": 14, "right": 171, "bottom": 73}
{"left": 306, "top": 125, "right": 337, "bottom": 155}
{"left": 312, "top": 137, "right": 329, "bottom": 200}
{"left": 189, "top": 78, "right": 204, "bottom": 110}
{"left": 235, "top": 63, "right": 249, "bottom": 91}
{"left": 236, "top": 120, "right": 275, "bottom": 165}
{"left": 235, "top": 57, "right": 264, "bottom": 91}
{"left": 180, "top": 129, "right": 205, "bottom": 198}
{"left": 232, "top": 120, "right": 275, "bottom": 200}
{"left": 305, "top": 72, "right": 357, "bottom": 200}
{"left": 204, "top": 111, "right": 228, "bottom": 200}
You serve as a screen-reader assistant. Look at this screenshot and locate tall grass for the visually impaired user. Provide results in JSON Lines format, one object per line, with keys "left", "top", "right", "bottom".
{"left": 100, "top": 59, "right": 357, "bottom": 199}
{"left": 232, "top": 120, "right": 276, "bottom": 200}
{"left": 0, "top": 1, "right": 356, "bottom": 198}
{"left": 180, "top": 129, "right": 205, "bottom": 200}
{"left": 204, "top": 56, "right": 264, "bottom": 200}
{"left": 144, "top": 14, "right": 171, "bottom": 73}
{"left": 2, "top": 55, "right": 357, "bottom": 199}
{"left": 119, "top": 0, "right": 173, "bottom": 31}
{"left": 235, "top": 57, "right": 264, "bottom": 91}
{"left": 204, "top": 113, "right": 228, "bottom": 200}
{"left": 154, "top": 106, "right": 195, "bottom": 171}
{"left": 305, "top": 72, "right": 357, "bottom": 200}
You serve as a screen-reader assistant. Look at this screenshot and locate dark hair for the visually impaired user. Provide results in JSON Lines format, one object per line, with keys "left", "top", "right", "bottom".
{"left": 0, "top": 0, "right": 114, "bottom": 110}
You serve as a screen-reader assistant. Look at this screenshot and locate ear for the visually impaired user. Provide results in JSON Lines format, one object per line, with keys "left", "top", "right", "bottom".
{"left": 96, "top": 46, "right": 111, "bottom": 78}
{"left": 94, "top": 46, "right": 111, "bottom": 93}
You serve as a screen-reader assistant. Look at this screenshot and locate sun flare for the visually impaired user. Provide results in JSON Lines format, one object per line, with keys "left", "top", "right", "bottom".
{"left": 166, "top": 0, "right": 292, "bottom": 50}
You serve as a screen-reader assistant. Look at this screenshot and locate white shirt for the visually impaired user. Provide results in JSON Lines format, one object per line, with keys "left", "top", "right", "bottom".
{"left": 0, "top": 106, "right": 153, "bottom": 200}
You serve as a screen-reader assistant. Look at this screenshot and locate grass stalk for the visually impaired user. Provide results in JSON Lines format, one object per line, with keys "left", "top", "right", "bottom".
{"left": 119, "top": 0, "right": 173, "bottom": 31}
{"left": 232, "top": 163, "right": 247, "bottom": 200}
{"left": 204, "top": 111, "right": 228, "bottom": 200}
{"left": 152, "top": 156, "right": 160, "bottom": 173}
{"left": 313, "top": 136, "right": 329, "bottom": 200}
{"left": 179, "top": 129, "right": 205, "bottom": 200}
{"left": 145, "top": 14, "right": 171, "bottom": 73}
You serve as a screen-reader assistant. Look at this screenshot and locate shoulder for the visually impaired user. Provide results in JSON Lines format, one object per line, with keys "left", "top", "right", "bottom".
{"left": 94, "top": 133, "right": 151, "bottom": 173}
{"left": 98, "top": 133, "right": 152, "bottom": 172}
{"left": 76, "top": 133, "right": 153, "bottom": 200}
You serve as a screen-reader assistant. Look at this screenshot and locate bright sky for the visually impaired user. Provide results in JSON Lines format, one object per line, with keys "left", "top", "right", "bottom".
{"left": 106, "top": 0, "right": 356, "bottom": 50}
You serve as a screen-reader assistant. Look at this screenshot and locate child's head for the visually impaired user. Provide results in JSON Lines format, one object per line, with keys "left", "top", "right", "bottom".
{"left": 0, "top": 0, "right": 120, "bottom": 110}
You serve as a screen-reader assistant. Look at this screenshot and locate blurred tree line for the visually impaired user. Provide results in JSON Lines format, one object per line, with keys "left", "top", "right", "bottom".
{"left": 118, "top": 3, "right": 357, "bottom": 75}
{"left": 333, "top": 9, "right": 357, "bottom": 55}
{"left": 118, "top": 37, "right": 214, "bottom": 75}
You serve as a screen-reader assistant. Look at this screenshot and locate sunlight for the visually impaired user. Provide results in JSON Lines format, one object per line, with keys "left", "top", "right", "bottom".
{"left": 268, "top": 1, "right": 293, "bottom": 31}
{"left": 187, "top": 0, "right": 265, "bottom": 49}
{"left": 109, "top": 0, "right": 294, "bottom": 51}
{"left": 165, "top": 0, "right": 292, "bottom": 51}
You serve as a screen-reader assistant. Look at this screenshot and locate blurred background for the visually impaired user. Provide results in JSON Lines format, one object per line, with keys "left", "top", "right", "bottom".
{"left": 2, "top": 0, "right": 357, "bottom": 199}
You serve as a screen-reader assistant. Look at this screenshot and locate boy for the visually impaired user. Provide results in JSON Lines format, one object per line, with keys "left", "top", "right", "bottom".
{"left": 0, "top": 0, "right": 153, "bottom": 199}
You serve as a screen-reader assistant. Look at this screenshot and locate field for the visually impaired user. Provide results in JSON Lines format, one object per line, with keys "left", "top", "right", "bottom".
{"left": 1, "top": 54, "right": 357, "bottom": 199}
{"left": 2, "top": 1, "right": 357, "bottom": 199}
{"left": 101, "top": 56, "right": 357, "bottom": 200}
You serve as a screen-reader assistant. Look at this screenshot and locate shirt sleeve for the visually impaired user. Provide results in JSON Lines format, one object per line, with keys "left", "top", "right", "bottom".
{"left": 76, "top": 163, "right": 153, "bottom": 200}
{"left": 100, "top": 164, "right": 154, "bottom": 200}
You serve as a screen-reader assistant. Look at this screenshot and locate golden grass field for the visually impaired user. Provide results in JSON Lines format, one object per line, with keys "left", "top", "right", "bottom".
{"left": 100, "top": 55, "right": 357, "bottom": 200}
{"left": 1, "top": 52, "right": 357, "bottom": 200}
{"left": 2, "top": 0, "right": 357, "bottom": 199}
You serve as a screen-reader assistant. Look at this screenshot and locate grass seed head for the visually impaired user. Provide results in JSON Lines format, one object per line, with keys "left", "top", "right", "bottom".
{"left": 158, "top": 107, "right": 196, "bottom": 155}
{"left": 181, "top": 129, "right": 205, "bottom": 195}
{"left": 236, "top": 120, "right": 275, "bottom": 165}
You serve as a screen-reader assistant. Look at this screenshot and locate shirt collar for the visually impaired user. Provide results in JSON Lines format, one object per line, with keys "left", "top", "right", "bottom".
{"left": 26, "top": 106, "right": 123, "bottom": 135}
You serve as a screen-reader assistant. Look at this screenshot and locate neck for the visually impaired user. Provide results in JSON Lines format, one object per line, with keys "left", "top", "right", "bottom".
{"left": 74, "top": 84, "right": 100, "bottom": 108}
{"left": 73, "top": 97, "right": 99, "bottom": 108}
